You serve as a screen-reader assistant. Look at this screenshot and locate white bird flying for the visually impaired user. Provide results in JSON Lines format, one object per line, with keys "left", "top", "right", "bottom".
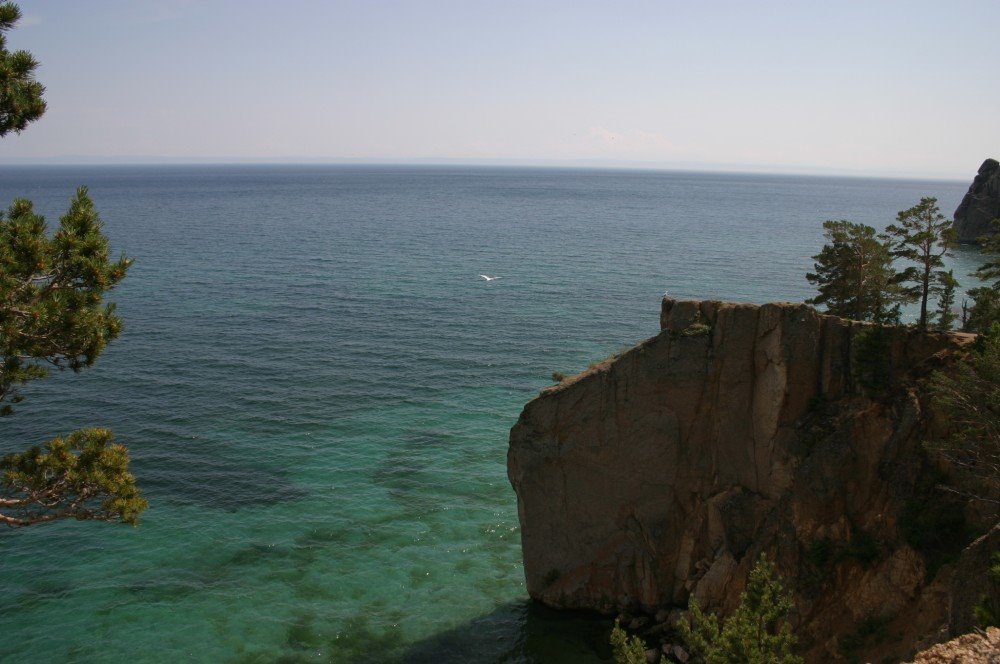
{"left": 479, "top": 275, "right": 500, "bottom": 281}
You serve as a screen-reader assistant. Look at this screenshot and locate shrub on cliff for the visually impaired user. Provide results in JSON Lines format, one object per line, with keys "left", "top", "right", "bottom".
{"left": 676, "top": 554, "right": 802, "bottom": 664}
{"left": 0, "top": 3, "right": 145, "bottom": 527}
{"left": 610, "top": 620, "right": 647, "bottom": 664}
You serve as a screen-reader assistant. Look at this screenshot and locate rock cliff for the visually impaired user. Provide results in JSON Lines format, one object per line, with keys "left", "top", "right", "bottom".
{"left": 954, "top": 158, "right": 1000, "bottom": 243}
{"left": 508, "top": 298, "right": 985, "bottom": 662}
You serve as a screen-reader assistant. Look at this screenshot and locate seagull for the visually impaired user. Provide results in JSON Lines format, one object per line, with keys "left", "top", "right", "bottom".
{"left": 479, "top": 274, "right": 500, "bottom": 281}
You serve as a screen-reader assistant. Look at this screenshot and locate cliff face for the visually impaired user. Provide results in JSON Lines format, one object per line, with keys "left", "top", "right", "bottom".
{"left": 508, "top": 298, "right": 978, "bottom": 662}
{"left": 954, "top": 158, "right": 1000, "bottom": 243}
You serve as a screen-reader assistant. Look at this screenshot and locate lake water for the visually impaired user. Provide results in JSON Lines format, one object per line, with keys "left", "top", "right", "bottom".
{"left": 0, "top": 165, "right": 977, "bottom": 662}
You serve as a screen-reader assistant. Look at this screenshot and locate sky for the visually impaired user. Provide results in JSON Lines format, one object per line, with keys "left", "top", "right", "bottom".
{"left": 1, "top": 0, "right": 998, "bottom": 179}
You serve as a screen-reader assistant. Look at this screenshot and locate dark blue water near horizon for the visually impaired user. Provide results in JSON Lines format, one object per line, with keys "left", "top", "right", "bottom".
{"left": 0, "top": 165, "right": 977, "bottom": 662}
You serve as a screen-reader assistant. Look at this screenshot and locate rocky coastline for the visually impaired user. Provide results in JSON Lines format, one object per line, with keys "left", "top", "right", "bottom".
{"left": 954, "top": 158, "right": 1000, "bottom": 243}
{"left": 508, "top": 297, "right": 994, "bottom": 662}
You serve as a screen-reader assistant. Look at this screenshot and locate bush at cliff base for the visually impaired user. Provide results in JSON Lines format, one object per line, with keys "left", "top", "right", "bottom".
{"left": 675, "top": 554, "right": 802, "bottom": 664}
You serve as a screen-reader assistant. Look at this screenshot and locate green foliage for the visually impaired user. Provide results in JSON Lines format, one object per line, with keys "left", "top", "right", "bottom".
{"left": 974, "top": 218, "right": 1000, "bottom": 285}
{"left": 680, "top": 311, "right": 713, "bottom": 337}
{"left": 0, "top": 4, "right": 144, "bottom": 528}
{"left": 884, "top": 197, "right": 955, "bottom": 331}
{"left": 676, "top": 554, "right": 802, "bottom": 664}
{"left": 610, "top": 620, "right": 647, "bottom": 664}
{"left": 0, "top": 192, "right": 142, "bottom": 527}
{"left": 974, "top": 552, "right": 1000, "bottom": 628}
{"left": 935, "top": 269, "right": 958, "bottom": 332}
{"left": 0, "top": 190, "right": 132, "bottom": 411}
{"left": 851, "top": 326, "right": 893, "bottom": 393}
{"left": 0, "top": 2, "right": 45, "bottom": 137}
{"left": 1, "top": 428, "right": 146, "bottom": 526}
{"left": 551, "top": 371, "right": 567, "bottom": 383}
{"left": 928, "top": 325, "right": 1000, "bottom": 502}
{"left": 962, "top": 219, "right": 1000, "bottom": 333}
{"left": 806, "top": 220, "right": 902, "bottom": 324}
{"left": 963, "top": 287, "right": 1000, "bottom": 333}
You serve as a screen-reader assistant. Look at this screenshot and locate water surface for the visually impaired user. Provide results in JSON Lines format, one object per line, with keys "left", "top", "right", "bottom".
{"left": 0, "top": 165, "right": 974, "bottom": 662}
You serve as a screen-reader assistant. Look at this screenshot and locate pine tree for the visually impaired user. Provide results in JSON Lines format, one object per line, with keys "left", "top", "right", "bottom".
{"left": 935, "top": 269, "right": 959, "bottom": 332}
{"left": 974, "top": 218, "right": 1000, "bottom": 285}
{"left": 0, "top": 4, "right": 145, "bottom": 527}
{"left": 0, "top": 2, "right": 44, "bottom": 136}
{"left": 610, "top": 621, "right": 647, "bottom": 664}
{"left": 676, "top": 554, "right": 801, "bottom": 664}
{"left": 884, "top": 197, "right": 955, "bottom": 331}
{"left": 806, "top": 220, "right": 902, "bottom": 324}
{"left": 961, "top": 219, "right": 1000, "bottom": 333}
{"left": 965, "top": 288, "right": 1000, "bottom": 334}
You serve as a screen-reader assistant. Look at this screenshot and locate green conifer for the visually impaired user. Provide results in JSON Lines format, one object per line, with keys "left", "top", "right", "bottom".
{"left": 934, "top": 269, "right": 958, "bottom": 331}
{"left": 677, "top": 554, "right": 802, "bottom": 664}
{"left": 883, "top": 197, "right": 955, "bottom": 331}
{"left": 806, "top": 220, "right": 901, "bottom": 324}
{"left": 0, "top": 4, "right": 145, "bottom": 527}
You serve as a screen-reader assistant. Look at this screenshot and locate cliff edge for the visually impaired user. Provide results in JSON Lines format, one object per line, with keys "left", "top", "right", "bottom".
{"left": 508, "top": 298, "right": 983, "bottom": 662}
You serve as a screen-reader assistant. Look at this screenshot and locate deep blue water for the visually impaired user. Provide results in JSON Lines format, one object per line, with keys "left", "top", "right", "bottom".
{"left": 0, "top": 165, "right": 975, "bottom": 662}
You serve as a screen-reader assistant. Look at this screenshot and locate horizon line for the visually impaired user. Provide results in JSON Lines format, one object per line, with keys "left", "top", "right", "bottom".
{"left": 0, "top": 157, "right": 973, "bottom": 183}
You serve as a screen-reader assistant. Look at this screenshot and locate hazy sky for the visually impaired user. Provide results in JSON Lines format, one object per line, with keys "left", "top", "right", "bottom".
{"left": 2, "top": 0, "right": 998, "bottom": 178}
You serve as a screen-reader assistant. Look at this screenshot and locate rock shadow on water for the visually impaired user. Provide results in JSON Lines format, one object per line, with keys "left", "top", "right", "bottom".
{"left": 0, "top": 578, "right": 75, "bottom": 615}
{"left": 371, "top": 429, "right": 465, "bottom": 512}
{"left": 399, "top": 600, "right": 613, "bottom": 664}
{"left": 139, "top": 449, "right": 307, "bottom": 510}
{"left": 229, "top": 601, "right": 612, "bottom": 664}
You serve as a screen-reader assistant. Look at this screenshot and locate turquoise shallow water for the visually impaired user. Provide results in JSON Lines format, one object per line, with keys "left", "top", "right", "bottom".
{"left": 0, "top": 166, "right": 977, "bottom": 662}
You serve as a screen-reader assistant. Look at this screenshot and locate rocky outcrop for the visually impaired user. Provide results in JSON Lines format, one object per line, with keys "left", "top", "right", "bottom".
{"left": 907, "top": 627, "right": 1000, "bottom": 663}
{"left": 508, "top": 298, "right": 983, "bottom": 662}
{"left": 954, "top": 158, "right": 1000, "bottom": 243}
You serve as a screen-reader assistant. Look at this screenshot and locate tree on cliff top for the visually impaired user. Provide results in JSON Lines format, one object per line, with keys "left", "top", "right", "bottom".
{"left": 806, "top": 220, "right": 902, "bottom": 324}
{"left": 0, "top": 3, "right": 146, "bottom": 527}
{"left": 884, "top": 197, "right": 956, "bottom": 331}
